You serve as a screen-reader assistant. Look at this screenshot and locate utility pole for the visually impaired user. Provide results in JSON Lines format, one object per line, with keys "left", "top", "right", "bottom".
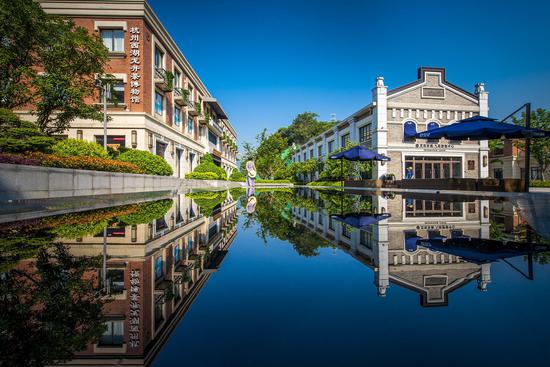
{"left": 524, "top": 103, "right": 531, "bottom": 192}
{"left": 103, "top": 82, "right": 108, "bottom": 150}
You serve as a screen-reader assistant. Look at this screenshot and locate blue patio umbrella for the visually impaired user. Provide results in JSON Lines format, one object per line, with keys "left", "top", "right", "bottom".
{"left": 329, "top": 145, "right": 391, "bottom": 161}
{"left": 329, "top": 146, "right": 391, "bottom": 182}
{"left": 417, "top": 237, "right": 549, "bottom": 264}
{"left": 415, "top": 116, "right": 550, "bottom": 141}
{"left": 330, "top": 212, "right": 391, "bottom": 229}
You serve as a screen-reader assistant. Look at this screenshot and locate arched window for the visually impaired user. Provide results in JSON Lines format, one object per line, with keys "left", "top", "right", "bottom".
{"left": 427, "top": 122, "right": 439, "bottom": 131}
{"left": 403, "top": 121, "right": 416, "bottom": 142}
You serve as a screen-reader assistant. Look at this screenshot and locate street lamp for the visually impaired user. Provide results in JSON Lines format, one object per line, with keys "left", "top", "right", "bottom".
{"left": 96, "top": 77, "right": 116, "bottom": 150}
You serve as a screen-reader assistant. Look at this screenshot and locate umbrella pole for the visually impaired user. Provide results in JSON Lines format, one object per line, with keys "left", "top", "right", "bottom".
{"left": 340, "top": 159, "right": 343, "bottom": 186}
{"left": 524, "top": 103, "right": 531, "bottom": 193}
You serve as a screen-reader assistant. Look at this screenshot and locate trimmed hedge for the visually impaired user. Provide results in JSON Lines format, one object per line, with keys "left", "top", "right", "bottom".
{"left": 27, "top": 152, "right": 143, "bottom": 173}
{"left": 185, "top": 171, "right": 219, "bottom": 180}
{"left": 118, "top": 149, "right": 173, "bottom": 176}
{"left": 229, "top": 170, "right": 246, "bottom": 182}
{"left": 51, "top": 138, "right": 109, "bottom": 159}
{"left": 192, "top": 154, "right": 226, "bottom": 180}
{"left": 306, "top": 180, "right": 343, "bottom": 187}
{"left": 0, "top": 153, "right": 42, "bottom": 166}
{"left": 256, "top": 179, "right": 293, "bottom": 184}
{"left": 531, "top": 180, "right": 550, "bottom": 188}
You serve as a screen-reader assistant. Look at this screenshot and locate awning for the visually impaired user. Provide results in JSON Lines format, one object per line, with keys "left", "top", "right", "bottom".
{"left": 404, "top": 121, "right": 417, "bottom": 138}
{"left": 203, "top": 97, "right": 228, "bottom": 119}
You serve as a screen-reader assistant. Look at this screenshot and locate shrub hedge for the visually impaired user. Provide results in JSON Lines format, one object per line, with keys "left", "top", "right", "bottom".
{"left": 256, "top": 179, "right": 293, "bottom": 184}
{"left": 118, "top": 149, "right": 173, "bottom": 176}
{"left": 531, "top": 180, "right": 550, "bottom": 188}
{"left": 51, "top": 138, "right": 109, "bottom": 159}
{"left": 306, "top": 180, "right": 343, "bottom": 187}
{"left": 27, "top": 152, "right": 143, "bottom": 174}
{"left": 191, "top": 154, "right": 227, "bottom": 180}
{"left": 229, "top": 170, "right": 246, "bottom": 182}
{"left": 185, "top": 171, "right": 219, "bottom": 180}
{"left": 0, "top": 108, "right": 56, "bottom": 154}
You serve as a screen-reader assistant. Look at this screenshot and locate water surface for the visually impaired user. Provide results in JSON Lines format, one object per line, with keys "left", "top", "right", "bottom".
{"left": 1, "top": 188, "right": 549, "bottom": 367}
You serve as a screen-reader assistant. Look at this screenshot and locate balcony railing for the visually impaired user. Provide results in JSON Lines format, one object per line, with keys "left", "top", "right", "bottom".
{"left": 154, "top": 67, "right": 173, "bottom": 92}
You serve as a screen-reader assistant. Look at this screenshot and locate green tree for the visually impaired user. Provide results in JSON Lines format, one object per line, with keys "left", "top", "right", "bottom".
{"left": 278, "top": 112, "right": 335, "bottom": 146}
{"left": 319, "top": 144, "right": 372, "bottom": 181}
{"left": 0, "top": 0, "right": 109, "bottom": 134}
{"left": 0, "top": 243, "right": 108, "bottom": 367}
{"left": 513, "top": 108, "right": 550, "bottom": 180}
{"left": 255, "top": 130, "right": 287, "bottom": 179}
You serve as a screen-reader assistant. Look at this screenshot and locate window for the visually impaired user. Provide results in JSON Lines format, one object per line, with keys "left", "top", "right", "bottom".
{"left": 317, "top": 145, "right": 323, "bottom": 157}
{"left": 328, "top": 140, "right": 334, "bottom": 154}
{"left": 155, "top": 91, "right": 164, "bottom": 116}
{"left": 303, "top": 152, "right": 306, "bottom": 161}
{"left": 427, "top": 122, "right": 439, "bottom": 131}
{"left": 359, "top": 124, "right": 371, "bottom": 143}
{"left": 154, "top": 47, "right": 163, "bottom": 69}
{"left": 94, "top": 135, "right": 126, "bottom": 148}
{"left": 468, "top": 160, "right": 475, "bottom": 170}
{"left": 360, "top": 228, "right": 373, "bottom": 249}
{"left": 531, "top": 167, "right": 543, "bottom": 180}
{"left": 404, "top": 121, "right": 417, "bottom": 142}
{"left": 309, "top": 149, "right": 314, "bottom": 159}
{"left": 155, "top": 141, "right": 167, "bottom": 158}
{"left": 341, "top": 133, "right": 350, "bottom": 147}
{"left": 174, "top": 245, "right": 181, "bottom": 264}
{"left": 100, "top": 29, "right": 124, "bottom": 53}
{"left": 154, "top": 256, "right": 163, "bottom": 280}
{"left": 174, "top": 106, "right": 181, "bottom": 126}
{"left": 99, "top": 320, "right": 124, "bottom": 346}
{"left": 468, "top": 203, "right": 476, "bottom": 213}
{"left": 328, "top": 217, "right": 335, "bottom": 231}
{"left": 187, "top": 116, "right": 194, "bottom": 134}
{"left": 154, "top": 300, "right": 164, "bottom": 330}
{"left": 174, "top": 70, "right": 181, "bottom": 88}
{"left": 99, "top": 80, "right": 125, "bottom": 104}
{"left": 106, "top": 269, "right": 125, "bottom": 294}
{"left": 188, "top": 84, "right": 194, "bottom": 101}
{"left": 208, "top": 130, "right": 217, "bottom": 145}
{"left": 342, "top": 224, "right": 352, "bottom": 239}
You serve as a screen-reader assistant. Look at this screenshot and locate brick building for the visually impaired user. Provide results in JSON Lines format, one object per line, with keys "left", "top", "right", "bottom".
{"left": 19, "top": 0, "right": 238, "bottom": 177}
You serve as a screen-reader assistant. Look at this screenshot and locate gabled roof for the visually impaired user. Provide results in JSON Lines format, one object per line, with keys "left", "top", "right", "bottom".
{"left": 387, "top": 66, "right": 478, "bottom": 101}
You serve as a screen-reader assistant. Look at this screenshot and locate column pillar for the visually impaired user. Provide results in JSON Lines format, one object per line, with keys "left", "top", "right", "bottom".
{"left": 477, "top": 83, "right": 490, "bottom": 178}
{"left": 372, "top": 76, "right": 388, "bottom": 179}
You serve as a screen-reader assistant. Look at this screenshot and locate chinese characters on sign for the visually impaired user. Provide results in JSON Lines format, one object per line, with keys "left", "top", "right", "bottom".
{"left": 129, "top": 269, "right": 141, "bottom": 348}
{"left": 129, "top": 27, "right": 141, "bottom": 104}
{"left": 415, "top": 143, "right": 455, "bottom": 151}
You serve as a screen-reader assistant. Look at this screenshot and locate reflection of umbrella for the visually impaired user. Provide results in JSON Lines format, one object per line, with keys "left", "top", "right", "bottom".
{"left": 415, "top": 116, "right": 550, "bottom": 140}
{"left": 405, "top": 235, "right": 422, "bottom": 252}
{"left": 330, "top": 212, "right": 391, "bottom": 229}
{"left": 417, "top": 237, "right": 549, "bottom": 264}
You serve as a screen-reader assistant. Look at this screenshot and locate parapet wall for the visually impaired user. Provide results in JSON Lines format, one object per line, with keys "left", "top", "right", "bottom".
{"left": 0, "top": 163, "right": 242, "bottom": 200}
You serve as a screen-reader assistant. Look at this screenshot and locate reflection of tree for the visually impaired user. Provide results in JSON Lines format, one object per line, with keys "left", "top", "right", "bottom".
{"left": 513, "top": 222, "right": 550, "bottom": 265}
{"left": 489, "top": 221, "right": 506, "bottom": 241}
{"left": 318, "top": 191, "right": 372, "bottom": 215}
{"left": 242, "top": 191, "right": 333, "bottom": 257}
{"left": 0, "top": 199, "right": 173, "bottom": 271}
{"left": 186, "top": 191, "right": 228, "bottom": 217}
{"left": 0, "top": 243, "right": 108, "bottom": 367}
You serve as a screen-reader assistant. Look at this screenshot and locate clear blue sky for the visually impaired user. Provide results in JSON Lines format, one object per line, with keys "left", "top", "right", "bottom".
{"left": 149, "top": 0, "right": 550, "bottom": 146}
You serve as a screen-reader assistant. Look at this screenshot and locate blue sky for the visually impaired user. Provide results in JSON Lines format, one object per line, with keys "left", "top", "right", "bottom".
{"left": 150, "top": 0, "right": 550, "bottom": 146}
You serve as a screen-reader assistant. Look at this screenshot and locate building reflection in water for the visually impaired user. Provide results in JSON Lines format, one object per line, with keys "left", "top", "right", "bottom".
{"left": 60, "top": 191, "right": 239, "bottom": 366}
{"left": 290, "top": 190, "right": 493, "bottom": 307}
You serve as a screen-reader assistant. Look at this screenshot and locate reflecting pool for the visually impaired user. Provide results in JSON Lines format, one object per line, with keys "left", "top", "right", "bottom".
{"left": 1, "top": 188, "right": 550, "bottom": 367}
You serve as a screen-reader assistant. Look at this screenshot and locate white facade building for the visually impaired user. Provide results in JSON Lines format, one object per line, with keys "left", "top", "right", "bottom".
{"left": 293, "top": 67, "right": 490, "bottom": 181}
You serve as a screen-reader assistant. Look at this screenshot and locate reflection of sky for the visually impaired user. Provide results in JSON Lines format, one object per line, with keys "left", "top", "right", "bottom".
{"left": 154, "top": 220, "right": 550, "bottom": 367}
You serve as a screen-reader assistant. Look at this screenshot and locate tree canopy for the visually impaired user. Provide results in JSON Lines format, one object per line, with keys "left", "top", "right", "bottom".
{"left": 0, "top": 0, "right": 109, "bottom": 134}
{"left": 277, "top": 112, "right": 335, "bottom": 147}
{"left": 513, "top": 108, "right": 550, "bottom": 180}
